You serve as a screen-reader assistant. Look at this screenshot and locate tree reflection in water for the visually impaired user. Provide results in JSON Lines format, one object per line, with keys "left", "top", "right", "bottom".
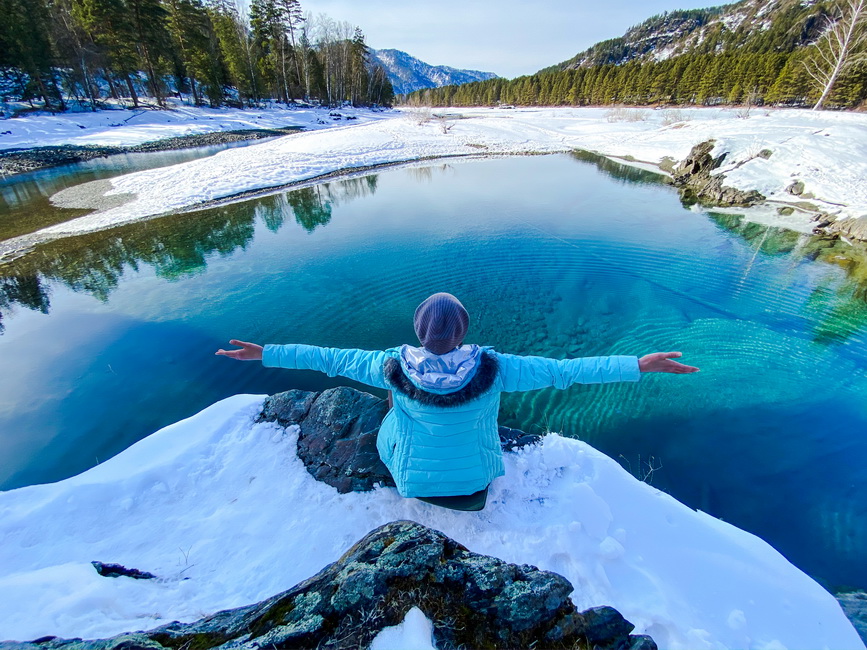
{"left": 0, "top": 175, "right": 379, "bottom": 331}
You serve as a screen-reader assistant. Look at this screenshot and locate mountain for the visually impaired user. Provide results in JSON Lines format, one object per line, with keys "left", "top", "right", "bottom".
{"left": 544, "top": 0, "right": 828, "bottom": 72}
{"left": 370, "top": 49, "right": 498, "bottom": 95}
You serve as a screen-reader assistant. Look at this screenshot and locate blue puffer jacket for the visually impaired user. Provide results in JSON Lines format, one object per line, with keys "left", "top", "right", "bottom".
{"left": 262, "top": 343, "right": 640, "bottom": 498}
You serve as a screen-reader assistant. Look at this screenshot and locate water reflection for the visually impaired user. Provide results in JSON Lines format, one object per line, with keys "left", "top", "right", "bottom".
{"left": 0, "top": 175, "right": 379, "bottom": 332}
{"left": 567, "top": 149, "right": 867, "bottom": 348}
{"left": 569, "top": 149, "right": 666, "bottom": 186}
{"left": 0, "top": 139, "right": 296, "bottom": 240}
{"left": 709, "top": 212, "right": 867, "bottom": 345}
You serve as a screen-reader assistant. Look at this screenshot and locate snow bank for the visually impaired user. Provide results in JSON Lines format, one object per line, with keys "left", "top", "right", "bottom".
{"left": 0, "top": 100, "right": 389, "bottom": 151}
{"left": 0, "top": 395, "right": 862, "bottom": 650}
{"left": 22, "top": 106, "right": 867, "bottom": 241}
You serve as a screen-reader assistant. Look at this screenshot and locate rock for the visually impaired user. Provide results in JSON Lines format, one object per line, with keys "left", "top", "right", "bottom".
{"left": 258, "top": 386, "right": 394, "bottom": 493}
{"left": 777, "top": 206, "right": 795, "bottom": 216}
{"left": 837, "top": 591, "right": 867, "bottom": 646}
{"left": 3, "top": 521, "right": 656, "bottom": 650}
{"left": 91, "top": 561, "right": 156, "bottom": 580}
{"left": 498, "top": 425, "right": 543, "bottom": 451}
{"left": 672, "top": 140, "right": 765, "bottom": 208}
{"left": 787, "top": 180, "right": 805, "bottom": 196}
{"left": 827, "top": 215, "right": 867, "bottom": 242}
{"left": 576, "top": 606, "right": 635, "bottom": 647}
{"left": 258, "top": 387, "right": 541, "bottom": 493}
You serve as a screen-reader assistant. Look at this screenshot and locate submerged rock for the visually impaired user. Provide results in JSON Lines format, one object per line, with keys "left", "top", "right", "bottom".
{"left": 837, "top": 591, "right": 867, "bottom": 645}
{"left": 672, "top": 140, "right": 765, "bottom": 208}
{"left": 257, "top": 387, "right": 542, "bottom": 493}
{"left": 2, "top": 521, "right": 656, "bottom": 650}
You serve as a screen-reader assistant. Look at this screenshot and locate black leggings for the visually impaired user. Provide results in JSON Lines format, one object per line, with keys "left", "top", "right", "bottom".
{"left": 416, "top": 486, "right": 489, "bottom": 511}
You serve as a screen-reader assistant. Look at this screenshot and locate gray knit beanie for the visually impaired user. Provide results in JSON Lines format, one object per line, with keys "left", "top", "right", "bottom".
{"left": 413, "top": 293, "right": 469, "bottom": 355}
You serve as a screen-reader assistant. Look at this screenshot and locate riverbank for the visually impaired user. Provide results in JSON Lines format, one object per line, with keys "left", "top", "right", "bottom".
{"left": 19, "top": 108, "right": 867, "bottom": 237}
{"left": 0, "top": 127, "right": 302, "bottom": 175}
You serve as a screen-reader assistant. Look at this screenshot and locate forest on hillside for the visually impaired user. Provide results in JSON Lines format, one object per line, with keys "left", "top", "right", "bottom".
{"left": 407, "top": 0, "right": 867, "bottom": 110}
{"left": 0, "top": 0, "right": 394, "bottom": 113}
{"left": 406, "top": 50, "right": 866, "bottom": 109}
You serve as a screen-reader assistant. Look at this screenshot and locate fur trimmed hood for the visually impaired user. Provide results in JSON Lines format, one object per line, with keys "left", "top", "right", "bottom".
{"left": 385, "top": 348, "right": 499, "bottom": 408}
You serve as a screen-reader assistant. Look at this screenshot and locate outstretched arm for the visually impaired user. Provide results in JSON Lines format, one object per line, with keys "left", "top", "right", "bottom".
{"left": 216, "top": 340, "right": 390, "bottom": 389}
{"left": 496, "top": 350, "right": 698, "bottom": 392}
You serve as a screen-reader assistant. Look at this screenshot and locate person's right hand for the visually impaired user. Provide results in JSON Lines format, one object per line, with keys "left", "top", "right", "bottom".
{"left": 215, "top": 339, "right": 264, "bottom": 361}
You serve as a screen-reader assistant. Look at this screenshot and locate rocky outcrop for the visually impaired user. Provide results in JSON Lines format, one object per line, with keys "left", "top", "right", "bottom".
{"left": 837, "top": 591, "right": 867, "bottom": 645}
{"left": 826, "top": 215, "right": 867, "bottom": 242}
{"left": 257, "top": 387, "right": 542, "bottom": 493}
{"left": 2, "top": 521, "right": 655, "bottom": 650}
{"left": 672, "top": 140, "right": 765, "bottom": 208}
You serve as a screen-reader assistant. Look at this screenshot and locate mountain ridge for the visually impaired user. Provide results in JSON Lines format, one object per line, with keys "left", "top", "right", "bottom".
{"left": 370, "top": 48, "right": 498, "bottom": 95}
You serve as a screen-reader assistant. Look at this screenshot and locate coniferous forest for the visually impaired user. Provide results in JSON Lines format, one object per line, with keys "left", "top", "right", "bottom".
{"left": 405, "top": 2, "right": 867, "bottom": 110}
{"left": 0, "top": 0, "right": 394, "bottom": 112}
{"left": 405, "top": 51, "right": 866, "bottom": 109}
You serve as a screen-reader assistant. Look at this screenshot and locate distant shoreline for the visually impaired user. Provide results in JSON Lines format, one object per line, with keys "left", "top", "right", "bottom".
{"left": 0, "top": 126, "right": 303, "bottom": 176}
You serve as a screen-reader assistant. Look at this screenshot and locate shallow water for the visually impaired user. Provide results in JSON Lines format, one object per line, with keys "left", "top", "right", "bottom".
{"left": 0, "top": 136, "right": 290, "bottom": 240}
{"left": 1, "top": 153, "right": 866, "bottom": 591}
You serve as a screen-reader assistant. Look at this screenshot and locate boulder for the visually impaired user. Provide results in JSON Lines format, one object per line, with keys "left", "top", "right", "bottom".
{"left": 257, "top": 387, "right": 542, "bottom": 493}
{"left": 827, "top": 215, "right": 867, "bottom": 242}
{"left": 672, "top": 140, "right": 765, "bottom": 208}
{"left": 2, "top": 521, "right": 656, "bottom": 650}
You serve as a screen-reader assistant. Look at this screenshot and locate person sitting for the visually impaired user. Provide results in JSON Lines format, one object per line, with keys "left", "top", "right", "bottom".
{"left": 216, "top": 292, "right": 698, "bottom": 511}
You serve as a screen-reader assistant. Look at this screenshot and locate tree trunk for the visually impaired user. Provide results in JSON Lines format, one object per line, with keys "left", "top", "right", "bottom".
{"left": 125, "top": 74, "right": 140, "bottom": 107}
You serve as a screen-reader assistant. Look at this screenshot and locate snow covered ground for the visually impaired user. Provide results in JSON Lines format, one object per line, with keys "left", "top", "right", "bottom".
{"left": 0, "top": 100, "right": 390, "bottom": 151}
{"left": 2, "top": 105, "right": 865, "bottom": 243}
{"left": 0, "top": 395, "right": 862, "bottom": 650}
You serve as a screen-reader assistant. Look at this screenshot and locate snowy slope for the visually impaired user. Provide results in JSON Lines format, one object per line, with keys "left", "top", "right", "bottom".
{"left": 21, "top": 106, "right": 867, "bottom": 243}
{"left": 0, "top": 395, "right": 862, "bottom": 649}
{"left": 370, "top": 49, "right": 498, "bottom": 95}
{"left": 0, "top": 101, "right": 390, "bottom": 151}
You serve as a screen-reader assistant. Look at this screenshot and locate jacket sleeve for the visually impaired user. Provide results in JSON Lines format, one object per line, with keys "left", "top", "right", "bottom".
{"left": 495, "top": 352, "right": 641, "bottom": 393}
{"left": 262, "top": 344, "right": 391, "bottom": 389}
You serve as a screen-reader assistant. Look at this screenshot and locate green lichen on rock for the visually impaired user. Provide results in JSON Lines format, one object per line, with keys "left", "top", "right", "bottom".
{"left": 1, "top": 521, "right": 656, "bottom": 650}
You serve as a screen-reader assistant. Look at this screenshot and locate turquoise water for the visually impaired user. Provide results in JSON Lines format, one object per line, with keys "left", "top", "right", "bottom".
{"left": 1, "top": 153, "right": 866, "bottom": 591}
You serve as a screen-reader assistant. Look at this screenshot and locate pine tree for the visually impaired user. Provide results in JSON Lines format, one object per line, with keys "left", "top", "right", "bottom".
{"left": 275, "top": 0, "right": 305, "bottom": 97}
{"left": 166, "top": 0, "right": 227, "bottom": 105}
{"left": 72, "top": 0, "right": 141, "bottom": 105}
{"left": 210, "top": 0, "right": 260, "bottom": 104}
{"left": 1, "top": 0, "right": 64, "bottom": 109}
{"left": 127, "top": 0, "right": 173, "bottom": 106}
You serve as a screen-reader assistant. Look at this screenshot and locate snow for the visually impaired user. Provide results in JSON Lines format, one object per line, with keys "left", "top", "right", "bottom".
{"left": 0, "top": 100, "right": 389, "bottom": 151}
{"left": 0, "top": 395, "right": 862, "bottom": 650}
{"left": 1, "top": 106, "right": 862, "bottom": 246}
{"left": 370, "top": 607, "right": 437, "bottom": 650}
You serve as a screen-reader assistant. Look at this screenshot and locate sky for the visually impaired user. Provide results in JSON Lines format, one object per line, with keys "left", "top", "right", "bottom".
{"left": 298, "top": 0, "right": 731, "bottom": 78}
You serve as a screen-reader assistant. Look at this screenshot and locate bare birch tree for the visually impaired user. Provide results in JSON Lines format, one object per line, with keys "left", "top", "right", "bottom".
{"left": 803, "top": 0, "right": 867, "bottom": 110}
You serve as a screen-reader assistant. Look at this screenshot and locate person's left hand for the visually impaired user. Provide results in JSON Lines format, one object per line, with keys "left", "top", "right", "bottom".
{"left": 639, "top": 351, "right": 699, "bottom": 374}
